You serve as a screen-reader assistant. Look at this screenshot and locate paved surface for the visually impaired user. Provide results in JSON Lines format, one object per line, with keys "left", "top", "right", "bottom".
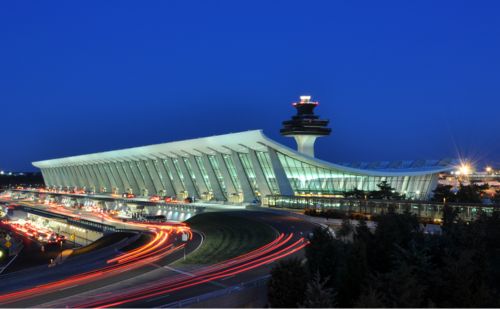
{"left": 133, "top": 211, "right": 316, "bottom": 308}
{"left": 0, "top": 231, "right": 202, "bottom": 308}
{"left": 0, "top": 200, "right": 316, "bottom": 308}
{"left": 44, "top": 211, "right": 316, "bottom": 308}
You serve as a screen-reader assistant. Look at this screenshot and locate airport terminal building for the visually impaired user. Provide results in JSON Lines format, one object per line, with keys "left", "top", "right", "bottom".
{"left": 32, "top": 96, "right": 455, "bottom": 204}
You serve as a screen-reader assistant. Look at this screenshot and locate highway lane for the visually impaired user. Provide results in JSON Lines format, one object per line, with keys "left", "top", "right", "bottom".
{"left": 0, "top": 232, "right": 202, "bottom": 308}
{"left": 0, "top": 199, "right": 202, "bottom": 308}
{"left": 134, "top": 210, "right": 317, "bottom": 308}
{"left": 41, "top": 211, "right": 317, "bottom": 308}
{"left": 1, "top": 198, "right": 317, "bottom": 308}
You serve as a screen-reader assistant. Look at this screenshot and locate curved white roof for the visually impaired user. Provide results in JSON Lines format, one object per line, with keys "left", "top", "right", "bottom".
{"left": 33, "top": 130, "right": 455, "bottom": 177}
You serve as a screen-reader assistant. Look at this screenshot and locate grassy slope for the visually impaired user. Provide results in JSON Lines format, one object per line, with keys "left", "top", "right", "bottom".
{"left": 181, "top": 212, "right": 276, "bottom": 265}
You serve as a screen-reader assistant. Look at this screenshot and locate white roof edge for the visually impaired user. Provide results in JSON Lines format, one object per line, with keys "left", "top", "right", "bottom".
{"left": 33, "top": 130, "right": 265, "bottom": 168}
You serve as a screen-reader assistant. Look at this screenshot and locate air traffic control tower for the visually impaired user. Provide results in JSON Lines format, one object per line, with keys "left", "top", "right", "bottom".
{"left": 280, "top": 95, "right": 331, "bottom": 157}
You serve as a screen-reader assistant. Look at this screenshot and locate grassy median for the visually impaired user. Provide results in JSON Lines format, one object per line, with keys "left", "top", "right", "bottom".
{"left": 181, "top": 211, "right": 277, "bottom": 265}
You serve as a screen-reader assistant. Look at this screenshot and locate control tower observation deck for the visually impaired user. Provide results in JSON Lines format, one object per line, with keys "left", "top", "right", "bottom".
{"left": 280, "top": 95, "right": 331, "bottom": 157}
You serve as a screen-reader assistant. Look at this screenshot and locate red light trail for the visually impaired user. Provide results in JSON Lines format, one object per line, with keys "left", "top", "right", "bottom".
{"left": 0, "top": 197, "right": 308, "bottom": 308}
{"left": 0, "top": 225, "right": 185, "bottom": 305}
{"left": 73, "top": 233, "right": 307, "bottom": 308}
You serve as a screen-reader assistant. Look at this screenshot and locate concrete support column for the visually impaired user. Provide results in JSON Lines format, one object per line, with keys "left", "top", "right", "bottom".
{"left": 48, "top": 168, "right": 60, "bottom": 187}
{"left": 87, "top": 164, "right": 102, "bottom": 191}
{"left": 67, "top": 166, "right": 81, "bottom": 188}
{"left": 154, "top": 158, "right": 176, "bottom": 196}
{"left": 163, "top": 157, "right": 185, "bottom": 197}
{"left": 137, "top": 160, "right": 157, "bottom": 196}
{"left": 40, "top": 168, "right": 52, "bottom": 187}
{"left": 81, "top": 165, "right": 98, "bottom": 191}
{"left": 267, "top": 147, "right": 294, "bottom": 196}
{"left": 89, "top": 164, "right": 106, "bottom": 192}
{"left": 248, "top": 149, "right": 272, "bottom": 197}
{"left": 99, "top": 163, "right": 117, "bottom": 193}
{"left": 51, "top": 167, "right": 64, "bottom": 187}
{"left": 55, "top": 167, "right": 68, "bottom": 187}
{"left": 145, "top": 159, "right": 165, "bottom": 195}
{"left": 201, "top": 154, "right": 225, "bottom": 201}
{"left": 215, "top": 153, "right": 238, "bottom": 197}
{"left": 108, "top": 163, "right": 122, "bottom": 192}
{"left": 231, "top": 151, "right": 255, "bottom": 202}
{"left": 74, "top": 166, "right": 89, "bottom": 189}
{"left": 66, "top": 166, "right": 83, "bottom": 189}
{"left": 177, "top": 157, "right": 199, "bottom": 198}
{"left": 58, "top": 167, "right": 72, "bottom": 187}
{"left": 129, "top": 161, "right": 148, "bottom": 195}
{"left": 120, "top": 162, "right": 141, "bottom": 195}
{"left": 95, "top": 163, "right": 112, "bottom": 192}
{"left": 112, "top": 162, "right": 131, "bottom": 194}
{"left": 188, "top": 156, "right": 209, "bottom": 197}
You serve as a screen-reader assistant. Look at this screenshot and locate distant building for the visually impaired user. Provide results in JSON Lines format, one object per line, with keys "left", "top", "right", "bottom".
{"left": 439, "top": 167, "right": 500, "bottom": 193}
{"left": 33, "top": 96, "right": 455, "bottom": 203}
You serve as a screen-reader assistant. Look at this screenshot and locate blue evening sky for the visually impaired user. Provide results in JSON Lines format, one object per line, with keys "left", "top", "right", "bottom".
{"left": 1, "top": 1, "right": 499, "bottom": 171}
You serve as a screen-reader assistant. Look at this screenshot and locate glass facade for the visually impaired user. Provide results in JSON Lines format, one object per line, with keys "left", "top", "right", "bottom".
{"left": 172, "top": 158, "right": 187, "bottom": 191}
{"left": 133, "top": 161, "right": 147, "bottom": 188}
{"left": 208, "top": 155, "right": 228, "bottom": 198}
{"left": 183, "top": 157, "right": 200, "bottom": 196}
{"left": 238, "top": 153, "right": 260, "bottom": 196}
{"left": 121, "top": 162, "right": 136, "bottom": 191}
{"left": 161, "top": 159, "right": 176, "bottom": 185}
{"left": 152, "top": 159, "right": 166, "bottom": 188}
{"left": 36, "top": 132, "right": 446, "bottom": 202}
{"left": 255, "top": 151, "right": 280, "bottom": 194}
{"left": 195, "top": 156, "right": 213, "bottom": 192}
{"left": 222, "top": 154, "right": 242, "bottom": 192}
{"left": 277, "top": 152, "right": 434, "bottom": 199}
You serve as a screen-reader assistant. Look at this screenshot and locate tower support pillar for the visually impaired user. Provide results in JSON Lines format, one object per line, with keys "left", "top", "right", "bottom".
{"left": 293, "top": 135, "right": 320, "bottom": 157}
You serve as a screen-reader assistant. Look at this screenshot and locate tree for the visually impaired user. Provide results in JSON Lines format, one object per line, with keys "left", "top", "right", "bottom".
{"left": 354, "top": 287, "right": 386, "bottom": 308}
{"left": 456, "top": 183, "right": 483, "bottom": 203}
{"left": 441, "top": 204, "right": 460, "bottom": 235}
{"left": 300, "top": 272, "right": 336, "bottom": 308}
{"left": 337, "top": 216, "right": 353, "bottom": 241}
{"left": 354, "top": 218, "right": 373, "bottom": 244}
{"left": 267, "top": 258, "right": 308, "bottom": 308}
{"left": 305, "top": 226, "right": 345, "bottom": 284}
{"left": 344, "top": 188, "right": 365, "bottom": 199}
{"left": 270, "top": 209, "right": 500, "bottom": 308}
{"left": 337, "top": 240, "right": 369, "bottom": 307}
{"left": 431, "top": 184, "right": 456, "bottom": 203}
{"left": 369, "top": 209, "right": 420, "bottom": 273}
{"left": 369, "top": 181, "right": 401, "bottom": 200}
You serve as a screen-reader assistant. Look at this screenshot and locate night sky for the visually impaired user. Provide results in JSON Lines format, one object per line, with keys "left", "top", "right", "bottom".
{"left": 1, "top": 1, "right": 499, "bottom": 171}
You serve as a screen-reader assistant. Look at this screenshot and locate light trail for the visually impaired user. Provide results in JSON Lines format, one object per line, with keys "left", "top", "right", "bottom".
{"left": 74, "top": 233, "right": 307, "bottom": 308}
{"left": 0, "top": 197, "right": 309, "bottom": 308}
{"left": 0, "top": 223, "right": 187, "bottom": 305}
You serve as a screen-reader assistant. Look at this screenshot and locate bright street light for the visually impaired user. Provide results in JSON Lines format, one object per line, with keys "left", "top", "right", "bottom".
{"left": 458, "top": 163, "right": 472, "bottom": 176}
